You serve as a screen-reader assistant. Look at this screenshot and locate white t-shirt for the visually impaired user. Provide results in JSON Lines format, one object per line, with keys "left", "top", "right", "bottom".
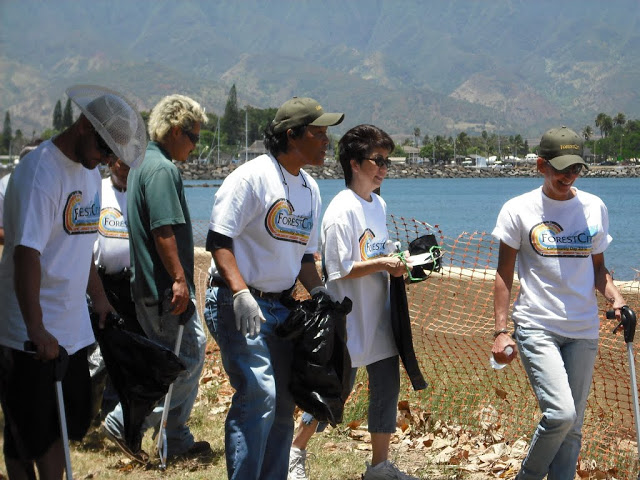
{"left": 209, "top": 154, "right": 321, "bottom": 292}
{"left": 492, "top": 186, "right": 611, "bottom": 339}
{"left": 322, "top": 189, "right": 398, "bottom": 367}
{"left": 0, "top": 173, "right": 10, "bottom": 229}
{"left": 93, "top": 177, "right": 130, "bottom": 274}
{"left": 0, "top": 140, "right": 101, "bottom": 354}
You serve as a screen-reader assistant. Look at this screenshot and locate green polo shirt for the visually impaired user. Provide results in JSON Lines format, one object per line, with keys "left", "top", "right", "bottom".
{"left": 127, "top": 141, "right": 195, "bottom": 302}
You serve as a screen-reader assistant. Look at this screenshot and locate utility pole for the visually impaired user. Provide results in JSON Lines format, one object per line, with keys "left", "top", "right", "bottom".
{"left": 245, "top": 107, "right": 248, "bottom": 164}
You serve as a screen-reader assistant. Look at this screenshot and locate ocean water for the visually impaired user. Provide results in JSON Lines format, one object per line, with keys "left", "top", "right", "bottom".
{"left": 185, "top": 177, "right": 639, "bottom": 281}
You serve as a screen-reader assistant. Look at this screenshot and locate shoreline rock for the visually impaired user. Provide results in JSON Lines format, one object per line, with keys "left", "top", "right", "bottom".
{"left": 177, "top": 162, "right": 640, "bottom": 181}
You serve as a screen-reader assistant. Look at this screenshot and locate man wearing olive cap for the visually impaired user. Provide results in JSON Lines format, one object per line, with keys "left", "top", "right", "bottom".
{"left": 0, "top": 85, "right": 146, "bottom": 480}
{"left": 491, "top": 126, "right": 628, "bottom": 479}
{"left": 204, "top": 97, "right": 343, "bottom": 479}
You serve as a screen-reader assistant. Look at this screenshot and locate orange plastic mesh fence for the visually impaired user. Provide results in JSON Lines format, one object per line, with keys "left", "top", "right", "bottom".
{"left": 191, "top": 217, "right": 640, "bottom": 476}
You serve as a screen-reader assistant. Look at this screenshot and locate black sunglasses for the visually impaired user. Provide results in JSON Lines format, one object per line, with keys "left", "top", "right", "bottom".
{"left": 183, "top": 129, "right": 200, "bottom": 145}
{"left": 95, "top": 131, "right": 116, "bottom": 159}
{"left": 546, "top": 160, "right": 583, "bottom": 175}
{"left": 364, "top": 155, "right": 392, "bottom": 169}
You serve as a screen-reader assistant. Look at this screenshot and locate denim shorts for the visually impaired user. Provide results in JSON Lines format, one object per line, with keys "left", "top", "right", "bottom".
{"left": 303, "top": 355, "right": 400, "bottom": 434}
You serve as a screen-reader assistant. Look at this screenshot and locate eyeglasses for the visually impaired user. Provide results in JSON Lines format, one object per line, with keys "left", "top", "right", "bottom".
{"left": 183, "top": 129, "right": 200, "bottom": 145}
{"left": 364, "top": 155, "right": 391, "bottom": 169}
{"left": 546, "top": 160, "right": 583, "bottom": 175}
{"left": 95, "top": 131, "right": 116, "bottom": 160}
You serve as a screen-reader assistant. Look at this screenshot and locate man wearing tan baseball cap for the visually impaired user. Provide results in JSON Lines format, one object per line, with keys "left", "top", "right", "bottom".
{"left": 204, "top": 96, "right": 343, "bottom": 479}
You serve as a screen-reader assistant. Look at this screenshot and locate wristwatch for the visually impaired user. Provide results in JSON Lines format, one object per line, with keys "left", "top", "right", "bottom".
{"left": 493, "top": 328, "right": 510, "bottom": 338}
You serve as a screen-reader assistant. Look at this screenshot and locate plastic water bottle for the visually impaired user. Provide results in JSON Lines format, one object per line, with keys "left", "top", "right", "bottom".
{"left": 490, "top": 346, "right": 514, "bottom": 370}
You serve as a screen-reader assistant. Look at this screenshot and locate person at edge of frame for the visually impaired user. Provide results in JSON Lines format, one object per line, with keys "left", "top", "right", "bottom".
{"left": 491, "top": 126, "right": 629, "bottom": 480}
{"left": 0, "top": 84, "right": 146, "bottom": 480}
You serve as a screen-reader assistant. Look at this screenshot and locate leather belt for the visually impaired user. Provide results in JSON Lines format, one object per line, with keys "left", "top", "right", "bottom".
{"left": 207, "top": 275, "right": 286, "bottom": 300}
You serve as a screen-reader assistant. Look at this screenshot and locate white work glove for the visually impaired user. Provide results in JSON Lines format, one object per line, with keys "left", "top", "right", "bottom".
{"left": 309, "top": 285, "right": 336, "bottom": 302}
{"left": 310, "top": 286, "right": 331, "bottom": 299}
{"left": 232, "top": 289, "right": 266, "bottom": 336}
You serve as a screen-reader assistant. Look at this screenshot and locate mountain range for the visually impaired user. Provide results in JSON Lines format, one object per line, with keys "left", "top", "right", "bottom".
{"left": 2, "top": 0, "right": 640, "bottom": 139}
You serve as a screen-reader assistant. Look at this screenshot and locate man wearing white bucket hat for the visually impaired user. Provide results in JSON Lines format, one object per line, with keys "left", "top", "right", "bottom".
{"left": 0, "top": 85, "right": 146, "bottom": 480}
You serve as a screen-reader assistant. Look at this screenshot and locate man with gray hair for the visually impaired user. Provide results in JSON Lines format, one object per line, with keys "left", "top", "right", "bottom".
{"left": 0, "top": 85, "right": 146, "bottom": 480}
{"left": 102, "top": 94, "right": 210, "bottom": 463}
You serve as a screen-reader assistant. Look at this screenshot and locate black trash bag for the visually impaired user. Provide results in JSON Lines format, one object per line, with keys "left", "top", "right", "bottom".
{"left": 408, "top": 234, "right": 443, "bottom": 282}
{"left": 390, "top": 276, "right": 428, "bottom": 391}
{"left": 276, "top": 292, "right": 352, "bottom": 426}
{"left": 90, "top": 314, "right": 185, "bottom": 454}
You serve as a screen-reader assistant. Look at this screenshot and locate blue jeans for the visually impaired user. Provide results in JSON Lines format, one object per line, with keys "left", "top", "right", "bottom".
{"left": 205, "top": 286, "right": 295, "bottom": 480}
{"left": 302, "top": 355, "right": 400, "bottom": 434}
{"left": 515, "top": 326, "right": 598, "bottom": 480}
{"left": 104, "top": 300, "right": 206, "bottom": 456}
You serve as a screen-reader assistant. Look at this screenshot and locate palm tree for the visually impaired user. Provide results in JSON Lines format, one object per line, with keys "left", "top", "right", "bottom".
{"left": 582, "top": 126, "right": 593, "bottom": 164}
{"left": 595, "top": 113, "right": 609, "bottom": 138}
{"left": 413, "top": 127, "right": 421, "bottom": 147}
{"left": 614, "top": 112, "right": 626, "bottom": 128}
{"left": 601, "top": 116, "right": 614, "bottom": 138}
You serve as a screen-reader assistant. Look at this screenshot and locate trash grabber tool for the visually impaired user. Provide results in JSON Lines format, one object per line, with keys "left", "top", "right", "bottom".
{"left": 25, "top": 341, "right": 73, "bottom": 480}
{"left": 608, "top": 306, "right": 639, "bottom": 476}
{"left": 157, "top": 297, "right": 195, "bottom": 470}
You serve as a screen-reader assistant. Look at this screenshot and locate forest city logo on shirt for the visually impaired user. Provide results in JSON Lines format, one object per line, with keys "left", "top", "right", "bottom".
{"left": 264, "top": 198, "right": 313, "bottom": 245}
{"left": 98, "top": 207, "right": 128, "bottom": 239}
{"left": 63, "top": 190, "right": 100, "bottom": 235}
{"left": 359, "top": 228, "right": 387, "bottom": 260}
{"left": 529, "top": 221, "right": 595, "bottom": 257}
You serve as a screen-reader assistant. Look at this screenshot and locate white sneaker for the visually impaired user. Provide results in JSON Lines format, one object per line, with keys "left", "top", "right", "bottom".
{"left": 362, "top": 460, "right": 421, "bottom": 480}
{"left": 288, "top": 447, "right": 309, "bottom": 480}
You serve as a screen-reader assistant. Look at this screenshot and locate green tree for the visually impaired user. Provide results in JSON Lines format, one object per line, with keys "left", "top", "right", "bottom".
{"left": 53, "top": 100, "right": 63, "bottom": 131}
{"left": 62, "top": 98, "right": 73, "bottom": 128}
{"left": 413, "top": 127, "right": 421, "bottom": 147}
{"left": 582, "top": 125, "right": 593, "bottom": 141}
{"left": 2, "top": 111, "right": 11, "bottom": 153}
{"left": 221, "top": 84, "right": 241, "bottom": 146}
{"left": 595, "top": 113, "right": 611, "bottom": 138}
{"left": 601, "top": 116, "right": 614, "bottom": 138}
{"left": 614, "top": 112, "right": 626, "bottom": 128}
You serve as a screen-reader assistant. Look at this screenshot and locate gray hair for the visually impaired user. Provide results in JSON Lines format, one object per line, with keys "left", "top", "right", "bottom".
{"left": 148, "top": 94, "right": 207, "bottom": 142}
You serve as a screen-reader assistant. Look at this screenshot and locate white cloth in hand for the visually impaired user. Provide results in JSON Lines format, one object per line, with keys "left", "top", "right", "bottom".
{"left": 232, "top": 289, "right": 266, "bottom": 336}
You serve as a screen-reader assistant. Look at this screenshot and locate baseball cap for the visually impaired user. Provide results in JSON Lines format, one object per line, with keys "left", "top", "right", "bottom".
{"left": 271, "top": 97, "right": 344, "bottom": 133}
{"left": 66, "top": 85, "right": 147, "bottom": 168}
{"left": 538, "top": 126, "right": 587, "bottom": 170}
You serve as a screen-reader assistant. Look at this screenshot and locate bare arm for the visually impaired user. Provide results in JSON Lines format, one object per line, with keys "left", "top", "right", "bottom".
{"left": 592, "top": 253, "right": 626, "bottom": 322}
{"left": 14, "top": 245, "right": 59, "bottom": 360}
{"left": 152, "top": 224, "right": 189, "bottom": 315}
{"left": 492, "top": 241, "right": 518, "bottom": 363}
{"left": 297, "top": 260, "right": 324, "bottom": 293}
{"left": 212, "top": 247, "right": 247, "bottom": 295}
{"left": 342, "top": 255, "right": 407, "bottom": 280}
{"left": 86, "top": 255, "right": 113, "bottom": 328}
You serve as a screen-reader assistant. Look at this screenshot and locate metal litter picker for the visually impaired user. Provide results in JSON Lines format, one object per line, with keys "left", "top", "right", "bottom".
{"left": 25, "top": 342, "right": 73, "bottom": 480}
{"left": 157, "top": 298, "right": 195, "bottom": 469}
{"left": 608, "top": 306, "right": 639, "bottom": 478}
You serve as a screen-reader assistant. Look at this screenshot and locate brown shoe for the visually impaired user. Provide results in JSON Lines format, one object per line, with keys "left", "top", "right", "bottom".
{"left": 101, "top": 422, "right": 149, "bottom": 465}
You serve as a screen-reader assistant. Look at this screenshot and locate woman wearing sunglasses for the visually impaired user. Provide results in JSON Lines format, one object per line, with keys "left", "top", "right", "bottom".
{"left": 491, "top": 126, "right": 628, "bottom": 479}
{"left": 288, "top": 124, "right": 419, "bottom": 480}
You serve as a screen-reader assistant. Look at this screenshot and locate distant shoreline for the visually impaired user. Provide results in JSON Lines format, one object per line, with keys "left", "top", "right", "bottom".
{"left": 178, "top": 162, "right": 640, "bottom": 181}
